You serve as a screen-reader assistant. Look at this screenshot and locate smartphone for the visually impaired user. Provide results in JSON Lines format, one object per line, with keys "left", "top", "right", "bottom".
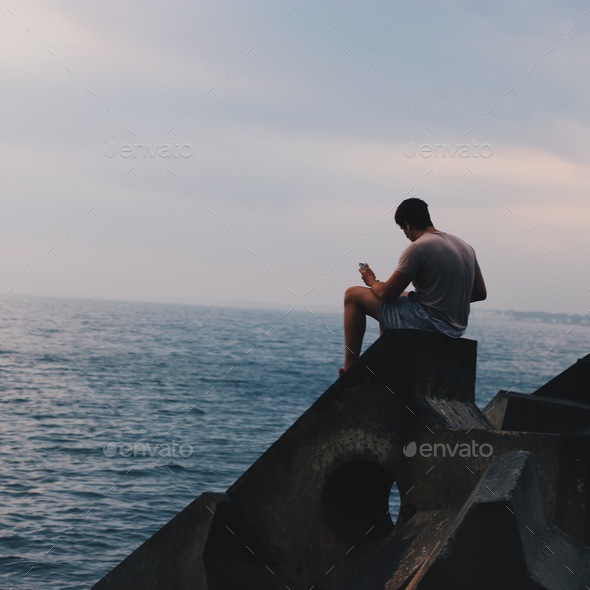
{"left": 359, "top": 263, "right": 367, "bottom": 271}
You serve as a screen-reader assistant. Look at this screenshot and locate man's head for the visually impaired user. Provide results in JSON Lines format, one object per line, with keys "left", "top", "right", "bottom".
{"left": 394, "top": 198, "right": 433, "bottom": 232}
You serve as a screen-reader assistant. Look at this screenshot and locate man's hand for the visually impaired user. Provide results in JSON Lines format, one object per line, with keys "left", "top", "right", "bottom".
{"left": 359, "top": 263, "right": 377, "bottom": 287}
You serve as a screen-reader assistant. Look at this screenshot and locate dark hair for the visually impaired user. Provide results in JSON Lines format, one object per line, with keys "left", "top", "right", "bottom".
{"left": 394, "top": 198, "right": 433, "bottom": 230}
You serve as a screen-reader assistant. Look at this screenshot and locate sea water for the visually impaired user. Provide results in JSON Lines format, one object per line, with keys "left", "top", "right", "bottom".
{"left": 0, "top": 295, "right": 588, "bottom": 589}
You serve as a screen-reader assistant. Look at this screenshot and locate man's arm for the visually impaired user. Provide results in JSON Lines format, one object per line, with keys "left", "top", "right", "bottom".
{"left": 362, "top": 268, "right": 412, "bottom": 301}
{"left": 470, "top": 266, "right": 487, "bottom": 302}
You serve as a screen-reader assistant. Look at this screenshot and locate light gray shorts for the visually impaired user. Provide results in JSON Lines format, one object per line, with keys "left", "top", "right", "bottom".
{"left": 379, "top": 293, "right": 464, "bottom": 338}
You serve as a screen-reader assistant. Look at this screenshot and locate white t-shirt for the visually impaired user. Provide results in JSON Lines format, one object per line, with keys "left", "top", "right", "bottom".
{"left": 395, "top": 231, "right": 478, "bottom": 332}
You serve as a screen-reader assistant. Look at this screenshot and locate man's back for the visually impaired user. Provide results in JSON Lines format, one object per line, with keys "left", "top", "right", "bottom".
{"left": 396, "top": 231, "right": 478, "bottom": 332}
{"left": 340, "top": 197, "right": 486, "bottom": 373}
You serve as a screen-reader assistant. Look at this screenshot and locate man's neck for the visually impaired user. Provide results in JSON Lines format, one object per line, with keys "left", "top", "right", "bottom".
{"left": 412, "top": 226, "right": 439, "bottom": 240}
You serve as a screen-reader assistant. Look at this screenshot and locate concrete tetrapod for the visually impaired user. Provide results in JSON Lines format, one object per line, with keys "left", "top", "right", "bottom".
{"left": 93, "top": 492, "right": 294, "bottom": 589}
{"left": 485, "top": 354, "right": 590, "bottom": 435}
{"left": 93, "top": 330, "right": 590, "bottom": 589}
{"left": 344, "top": 451, "right": 590, "bottom": 589}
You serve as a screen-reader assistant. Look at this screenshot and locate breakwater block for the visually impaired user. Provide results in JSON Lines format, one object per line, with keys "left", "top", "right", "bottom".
{"left": 93, "top": 492, "right": 294, "bottom": 589}
{"left": 484, "top": 354, "right": 590, "bottom": 435}
{"left": 94, "top": 329, "right": 590, "bottom": 589}
{"left": 533, "top": 354, "right": 590, "bottom": 403}
{"left": 484, "top": 389, "right": 590, "bottom": 433}
{"left": 344, "top": 451, "right": 590, "bottom": 589}
{"left": 226, "top": 330, "right": 488, "bottom": 590}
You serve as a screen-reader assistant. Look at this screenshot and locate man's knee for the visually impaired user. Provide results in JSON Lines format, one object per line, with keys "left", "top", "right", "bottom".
{"left": 344, "top": 286, "right": 381, "bottom": 320}
{"left": 344, "top": 286, "right": 365, "bottom": 305}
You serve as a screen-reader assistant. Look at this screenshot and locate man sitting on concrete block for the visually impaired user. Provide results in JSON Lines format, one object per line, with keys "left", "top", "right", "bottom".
{"left": 341, "top": 198, "right": 487, "bottom": 375}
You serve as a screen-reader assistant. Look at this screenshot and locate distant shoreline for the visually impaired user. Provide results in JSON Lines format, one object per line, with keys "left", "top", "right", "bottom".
{"left": 1, "top": 292, "right": 588, "bottom": 326}
{"left": 472, "top": 308, "right": 590, "bottom": 327}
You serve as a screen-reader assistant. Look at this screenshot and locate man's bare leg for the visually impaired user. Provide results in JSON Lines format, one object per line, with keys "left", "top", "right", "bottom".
{"left": 341, "top": 286, "right": 381, "bottom": 375}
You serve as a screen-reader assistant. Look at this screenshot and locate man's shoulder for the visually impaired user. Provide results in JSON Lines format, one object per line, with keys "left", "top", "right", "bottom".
{"left": 416, "top": 232, "right": 477, "bottom": 263}
{"left": 423, "top": 231, "right": 474, "bottom": 250}
{"left": 444, "top": 232, "right": 475, "bottom": 252}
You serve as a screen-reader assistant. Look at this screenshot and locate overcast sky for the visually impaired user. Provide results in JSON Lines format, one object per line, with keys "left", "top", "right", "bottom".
{"left": 2, "top": 1, "right": 590, "bottom": 314}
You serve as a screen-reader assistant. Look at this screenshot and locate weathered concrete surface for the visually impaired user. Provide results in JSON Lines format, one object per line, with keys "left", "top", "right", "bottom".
{"left": 337, "top": 508, "right": 457, "bottom": 589}
{"left": 93, "top": 492, "right": 294, "bottom": 589}
{"left": 93, "top": 330, "right": 590, "bottom": 589}
{"left": 484, "top": 390, "right": 590, "bottom": 434}
{"left": 225, "top": 333, "right": 590, "bottom": 589}
{"left": 93, "top": 492, "right": 218, "bottom": 589}
{"left": 226, "top": 330, "right": 488, "bottom": 590}
{"left": 343, "top": 451, "right": 590, "bottom": 590}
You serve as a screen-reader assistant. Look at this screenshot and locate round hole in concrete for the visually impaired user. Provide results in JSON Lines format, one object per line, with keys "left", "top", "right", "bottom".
{"left": 321, "top": 459, "right": 396, "bottom": 543}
